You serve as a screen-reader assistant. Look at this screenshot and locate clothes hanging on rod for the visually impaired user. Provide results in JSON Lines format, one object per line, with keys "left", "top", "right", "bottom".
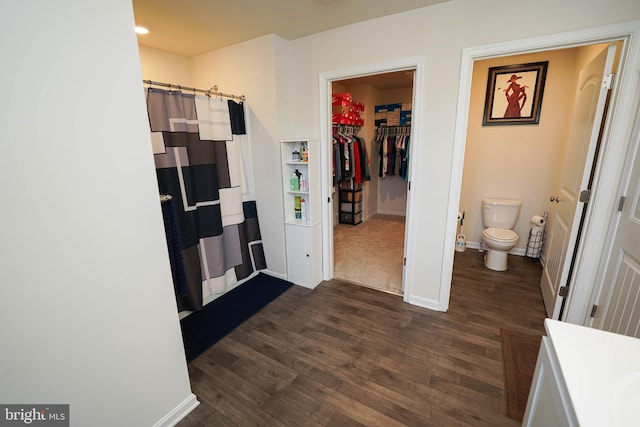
{"left": 332, "top": 125, "right": 370, "bottom": 185}
{"left": 142, "top": 79, "right": 246, "bottom": 101}
{"left": 376, "top": 126, "right": 411, "bottom": 180}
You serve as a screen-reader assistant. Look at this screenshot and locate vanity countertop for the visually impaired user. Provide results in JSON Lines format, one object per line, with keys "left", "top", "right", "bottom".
{"left": 545, "top": 319, "right": 640, "bottom": 427}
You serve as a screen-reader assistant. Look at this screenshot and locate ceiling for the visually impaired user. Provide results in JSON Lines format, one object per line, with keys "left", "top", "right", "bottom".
{"left": 336, "top": 70, "right": 415, "bottom": 91}
{"left": 132, "top": 0, "right": 449, "bottom": 58}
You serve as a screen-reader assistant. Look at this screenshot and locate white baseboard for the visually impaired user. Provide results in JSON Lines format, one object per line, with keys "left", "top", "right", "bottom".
{"left": 260, "top": 269, "right": 287, "bottom": 281}
{"left": 376, "top": 209, "right": 406, "bottom": 217}
{"left": 261, "top": 269, "right": 321, "bottom": 289}
{"left": 153, "top": 393, "right": 199, "bottom": 427}
{"left": 403, "top": 294, "right": 443, "bottom": 312}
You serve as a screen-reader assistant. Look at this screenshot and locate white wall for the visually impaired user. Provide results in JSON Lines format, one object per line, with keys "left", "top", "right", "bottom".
{"left": 0, "top": 1, "right": 195, "bottom": 426}
{"left": 283, "top": 0, "right": 640, "bottom": 305}
{"left": 188, "top": 35, "right": 289, "bottom": 278}
{"left": 136, "top": 0, "right": 640, "bottom": 308}
{"left": 460, "top": 48, "right": 579, "bottom": 253}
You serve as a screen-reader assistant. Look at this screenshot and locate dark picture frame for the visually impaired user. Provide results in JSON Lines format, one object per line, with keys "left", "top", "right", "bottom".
{"left": 482, "top": 61, "right": 548, "bottom": 126}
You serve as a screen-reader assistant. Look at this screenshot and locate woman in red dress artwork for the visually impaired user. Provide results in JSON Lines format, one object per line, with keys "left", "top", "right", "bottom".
{"left": 503, "top": 74, "right": 528, "bottom": 118}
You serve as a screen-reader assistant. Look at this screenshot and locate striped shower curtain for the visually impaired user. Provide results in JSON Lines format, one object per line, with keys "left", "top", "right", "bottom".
{"left": 146, "top": 88, "right": 266, "bottom": 312}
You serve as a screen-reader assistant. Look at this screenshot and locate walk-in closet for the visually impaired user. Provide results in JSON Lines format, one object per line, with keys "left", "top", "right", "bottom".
{"left": 331, "top": 70, "right": 414, "bottom": 295}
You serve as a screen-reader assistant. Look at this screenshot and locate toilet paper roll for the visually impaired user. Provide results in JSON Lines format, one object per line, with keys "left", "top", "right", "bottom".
{"left": 530, "top": 224, "right": 545, "bottom": 235}
{"left": 531, "top": 215, "right": 546, "bottom": 225}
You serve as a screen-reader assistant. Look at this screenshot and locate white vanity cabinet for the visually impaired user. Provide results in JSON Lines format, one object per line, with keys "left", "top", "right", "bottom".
{"left": 523, "top": 319, "right": 640, "bottom": 427}
{"left": 522, "top": 335, "right": 577, "bottom": 426}
{"left": 280, "top": 139, "right": 322, "bottom": 288}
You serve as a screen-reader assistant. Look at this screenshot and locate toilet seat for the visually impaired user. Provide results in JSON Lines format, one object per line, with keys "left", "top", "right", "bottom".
{"left": 483, "top": 227, "right": 518, "bottom": 242}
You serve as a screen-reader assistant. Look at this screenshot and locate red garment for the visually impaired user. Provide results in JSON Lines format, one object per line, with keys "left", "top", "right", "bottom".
{"left": 353, "top": 138, "right": 361, "bottom": 183}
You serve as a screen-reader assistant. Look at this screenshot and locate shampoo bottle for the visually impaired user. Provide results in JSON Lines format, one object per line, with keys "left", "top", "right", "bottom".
{"left": 290, "top": 171, "right": 299, "bottom": 191}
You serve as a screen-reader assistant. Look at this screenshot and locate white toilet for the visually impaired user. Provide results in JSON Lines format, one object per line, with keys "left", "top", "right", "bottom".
{"left": 481, "top": 198, "right": 522, "bottom": 271}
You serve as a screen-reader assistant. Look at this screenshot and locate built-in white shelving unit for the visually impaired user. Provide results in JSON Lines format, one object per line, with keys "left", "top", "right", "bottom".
{"left": 280, "top": 139, "right": 322, "bottom": 288}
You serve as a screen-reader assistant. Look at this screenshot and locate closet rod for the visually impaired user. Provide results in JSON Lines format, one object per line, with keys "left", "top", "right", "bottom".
{"left": 143, "top": 79, "right": 246, "bottom": 101}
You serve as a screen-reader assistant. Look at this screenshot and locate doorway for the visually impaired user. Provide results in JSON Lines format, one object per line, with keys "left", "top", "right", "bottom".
{"left": 456, "top": 43, "right": 619, "bottom": 305}
{"left": 331, "top": 72, "right": 414, "bottom": 295}
{"left": 444, "top": 21, "right": 640, "bottom": 322}
{"left": 319, "top": 56, "right": 425, "bottom": 303}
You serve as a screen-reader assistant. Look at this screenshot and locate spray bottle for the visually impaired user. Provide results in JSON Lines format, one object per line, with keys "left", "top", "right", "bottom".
{"left": 455, "top": 211, "right": 466, "bottom": 252}
{"left": 300, "top": 198, "right": 307, "bottom": 221}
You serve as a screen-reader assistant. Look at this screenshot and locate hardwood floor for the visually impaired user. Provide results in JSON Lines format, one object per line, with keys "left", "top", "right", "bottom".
{"left": 178, "top": 250, "right": 547, "bottom": 426}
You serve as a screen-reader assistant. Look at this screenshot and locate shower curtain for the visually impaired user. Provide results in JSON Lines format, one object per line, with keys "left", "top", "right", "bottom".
{"left": 146, "top": 87, "right": 266, "bottom": 312}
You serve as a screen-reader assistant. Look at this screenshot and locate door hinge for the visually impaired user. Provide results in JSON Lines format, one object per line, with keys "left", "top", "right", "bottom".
{"left": 602, "top": 73, "right": 615, "bottom": 90}
{"left": 408, "top": 181, "right": 411, "bottom": 191}
{"left": 579, "top": 189, "right": 591, "bottom": 203}
{"left": 590, "top": 304, "right": 598, "bottom": 318}
{"left": 403, "top": 257, "right": 406, "bottom": 266}
{"left": 559, "top": 286, "right": 570, "bottom": 298}
{"left": 618, "top": 196, "right": 626, "bottom": 212}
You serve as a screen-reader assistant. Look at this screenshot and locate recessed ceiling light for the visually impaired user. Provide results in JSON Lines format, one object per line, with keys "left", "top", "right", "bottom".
{"left": 135, "top": 26, "right": 149, "bottom": 35}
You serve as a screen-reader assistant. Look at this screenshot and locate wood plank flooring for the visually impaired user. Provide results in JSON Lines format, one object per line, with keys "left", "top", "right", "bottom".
{"left": 178, "top": 250, "right": 547, "bottom": 426}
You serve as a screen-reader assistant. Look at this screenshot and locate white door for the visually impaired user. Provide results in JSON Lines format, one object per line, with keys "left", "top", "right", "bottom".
{"left": 590, "top": 113, "right": 640, "bottom": 337}
{"left": 540, "top": 44, "right": 617, "bottom": 319}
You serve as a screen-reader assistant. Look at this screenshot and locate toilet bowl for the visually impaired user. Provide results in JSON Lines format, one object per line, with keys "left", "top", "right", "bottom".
{"left": 481, "top": 198, "right": 522, "bottom": 271}
{"left": 482, "top": 227, "right": 518, "bottom": 271}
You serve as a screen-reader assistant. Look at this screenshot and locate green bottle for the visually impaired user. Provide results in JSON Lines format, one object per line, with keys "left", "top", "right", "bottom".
{"left": 294, "top": 196, "right": 302, "bottom": 219}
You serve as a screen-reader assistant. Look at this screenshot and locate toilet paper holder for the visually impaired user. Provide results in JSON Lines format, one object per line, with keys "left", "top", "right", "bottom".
{"left": 526, "top": 211, "right": 548, "bottom": 259}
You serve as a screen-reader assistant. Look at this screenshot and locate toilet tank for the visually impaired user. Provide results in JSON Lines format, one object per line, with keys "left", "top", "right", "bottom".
{"left": 482, "top": 198, "right": 522, "bottom": 229}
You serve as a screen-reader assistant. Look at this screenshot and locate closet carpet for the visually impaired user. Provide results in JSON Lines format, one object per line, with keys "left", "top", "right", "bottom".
{"left": 333, "top": 214, "right": 405, "bottom": 295}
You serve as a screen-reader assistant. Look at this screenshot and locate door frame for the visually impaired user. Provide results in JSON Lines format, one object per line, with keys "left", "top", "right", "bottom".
{"left": 443, "top": 20, "right": 640, "bottom": 319}
{"left": 587, "top": 105, "right": 640, "bottom": 330}
{"left": 318, "top": 56, "right": 425, "bottom": 302}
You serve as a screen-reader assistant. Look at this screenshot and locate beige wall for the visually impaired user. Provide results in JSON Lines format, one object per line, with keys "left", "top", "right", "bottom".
{"left": 331, "top": 83, "right": 413, "bottom": 218}
{"left": 191, "top": 35, "right": 289, "bottom": 276}
{"left": 331, "top": 82, "right": 380, "bottom": 222}
{"left": 375, "top": 87, "right": 413, "bottom": 216}
{"left": 138, "top": 46, "right": 192, "bottom": 86}
{"left": 460, "top": 48, "right": 579, "bottom": 253}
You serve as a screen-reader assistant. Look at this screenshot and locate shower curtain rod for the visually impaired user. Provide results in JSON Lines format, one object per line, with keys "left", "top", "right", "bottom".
{"left": 143, "top": 79, "right": 246, "bottom": 101}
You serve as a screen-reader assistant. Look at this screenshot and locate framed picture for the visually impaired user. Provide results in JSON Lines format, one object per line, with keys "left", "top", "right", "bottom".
{"left": 482, "top": 61, "right": 548, "bottom": 126}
